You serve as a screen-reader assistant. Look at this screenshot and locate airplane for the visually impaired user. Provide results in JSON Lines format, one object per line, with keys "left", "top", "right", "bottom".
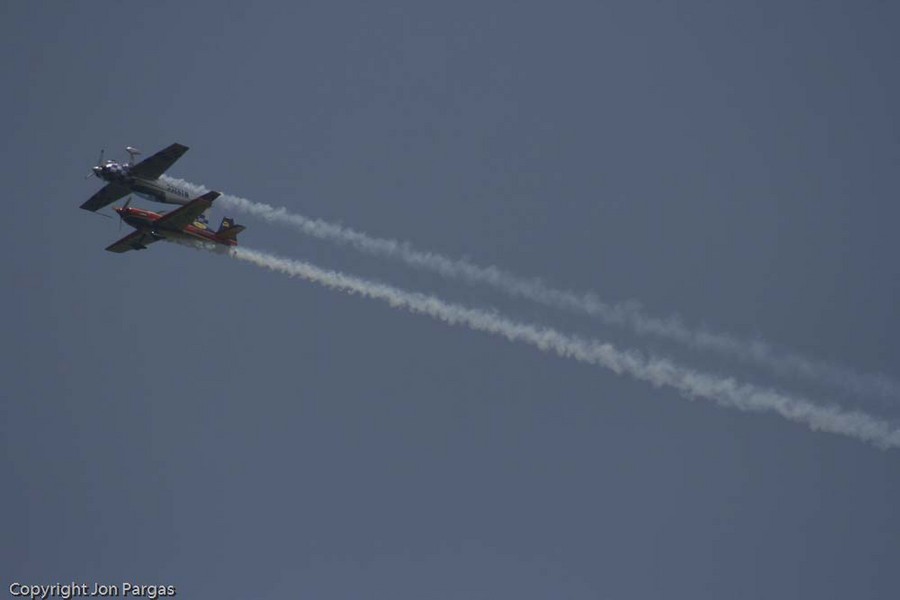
{"left": 105, "top": 191, "right": 246, "bottom": 254}
{"left": 81, "top": 143, "right": 197, "bottom": 212}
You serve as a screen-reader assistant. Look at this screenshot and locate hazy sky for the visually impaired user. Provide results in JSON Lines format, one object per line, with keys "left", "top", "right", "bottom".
{"left": 3, "top": 2, "right": 900, "bottom": 598}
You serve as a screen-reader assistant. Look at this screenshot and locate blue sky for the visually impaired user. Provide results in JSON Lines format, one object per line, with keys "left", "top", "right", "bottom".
{"left": 3, "top": 2, "right": 900, "bottom": 598}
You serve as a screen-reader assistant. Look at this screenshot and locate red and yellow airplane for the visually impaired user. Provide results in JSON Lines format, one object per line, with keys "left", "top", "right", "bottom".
{"left": 105, "top": 191, "right": 245, "bottom": 253}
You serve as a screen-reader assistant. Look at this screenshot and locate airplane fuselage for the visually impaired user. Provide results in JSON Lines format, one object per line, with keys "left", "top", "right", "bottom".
{"left": 95, "top": 162, "right": 192, "bottom": 206}
{"left": 131, "top": 177, "right": 192, "bottom": 206}
{"left": 119, "top": 207, "right": 237, "bottom": 248}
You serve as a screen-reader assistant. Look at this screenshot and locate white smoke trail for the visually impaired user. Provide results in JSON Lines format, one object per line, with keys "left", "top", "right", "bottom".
{"left": 223, "top": 244, "right": 900, "bottom": 449}
{"left": 164, "top": 176, "right": 900, "bottom": 401}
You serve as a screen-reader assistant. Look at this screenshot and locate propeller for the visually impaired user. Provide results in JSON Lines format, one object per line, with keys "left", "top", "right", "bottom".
{"left": 117, "top": 197, "right": 132, "bottom": 231}
{"left": 85, "top": 148, "right": 105, "bottom": 179}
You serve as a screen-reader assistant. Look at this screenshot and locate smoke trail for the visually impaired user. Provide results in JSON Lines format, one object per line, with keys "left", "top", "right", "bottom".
{"left": 222, "top": 244, "right": 900, "bottom": 449}
{"left": 164, "top": 176, "right": 900, "bottom": 401}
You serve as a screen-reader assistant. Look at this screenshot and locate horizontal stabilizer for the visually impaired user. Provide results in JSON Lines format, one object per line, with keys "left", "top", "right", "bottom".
{"left": 217, "top": 217, "right": 245, "bottom": 240}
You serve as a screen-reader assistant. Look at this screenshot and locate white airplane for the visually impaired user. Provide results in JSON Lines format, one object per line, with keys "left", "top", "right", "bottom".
{"left": 80, "top": 143, "right": 197, "bottom": 212}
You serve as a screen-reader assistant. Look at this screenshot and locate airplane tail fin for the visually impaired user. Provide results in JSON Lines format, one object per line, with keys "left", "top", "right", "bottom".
{"left": 217, "top": 217, "right": 245, "bottom": 240}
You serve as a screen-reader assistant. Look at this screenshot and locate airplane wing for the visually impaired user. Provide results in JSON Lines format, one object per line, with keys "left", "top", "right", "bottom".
{"left": 129, "top": 143, "right": 189, "bottom": 179}
{"left": 105, "top": 231, "right": 160, "bottom": 253}
{"left": 80, "top": 182, "right": 130, "bottom": 212}
{"left": 154, "top": 191, "right": 221, "bottom": 231}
